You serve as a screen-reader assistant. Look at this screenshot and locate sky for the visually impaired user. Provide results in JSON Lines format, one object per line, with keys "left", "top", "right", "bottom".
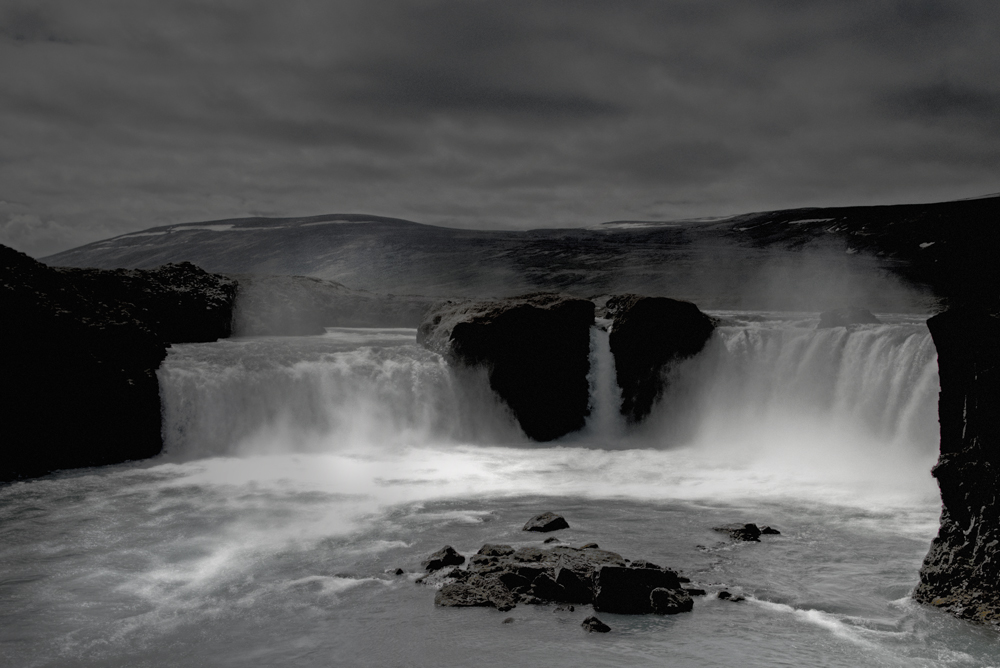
{"left": 1, "top": 0, "right": 998, "bottom": 257}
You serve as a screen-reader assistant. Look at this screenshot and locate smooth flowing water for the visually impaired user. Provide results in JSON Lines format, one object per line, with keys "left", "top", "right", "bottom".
{"left": 3, "top": 317, "right": 1000, "bottom": 667}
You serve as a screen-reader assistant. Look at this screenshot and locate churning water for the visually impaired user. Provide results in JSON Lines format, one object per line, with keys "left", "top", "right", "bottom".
{"left": 2, "top": 317, "right": 1000, "bottom": 667}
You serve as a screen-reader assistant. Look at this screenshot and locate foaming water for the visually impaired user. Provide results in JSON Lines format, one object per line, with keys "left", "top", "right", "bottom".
{"left": 4, "top": 318, "right": 994, "bottom": 668}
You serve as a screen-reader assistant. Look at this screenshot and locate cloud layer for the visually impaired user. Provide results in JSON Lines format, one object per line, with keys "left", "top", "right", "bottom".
{"left": 2, "top": 0, "right": 998, "bottom": 256}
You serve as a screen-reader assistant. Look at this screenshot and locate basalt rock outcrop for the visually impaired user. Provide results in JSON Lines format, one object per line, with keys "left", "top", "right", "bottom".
{"left": 55, "top": 263, "right": 236, "bottom": 342}
{"left": 914, "top": 308, "right": 1000, "bottom": 627}
{"left": 418, "top": 294, "right": 595, "bottom": 441}
{"left": 605, "top": 295, "right": 715, "bottom": 423}
{"left": 0, "top": 245, "right": 237, "bottom": 481}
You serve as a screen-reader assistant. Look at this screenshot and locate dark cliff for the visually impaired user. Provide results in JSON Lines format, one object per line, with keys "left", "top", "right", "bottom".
{"left": 606, "top": 295, "right": 715, "bottom": 424}
{"left": 914, "top": 308, "right": 1000, "bottom": 626}
{"left": 418, "top": 294, "right": 595, "bottom": 441}
{"left": 1, "top": 246, "right": 237, "bottom": 481}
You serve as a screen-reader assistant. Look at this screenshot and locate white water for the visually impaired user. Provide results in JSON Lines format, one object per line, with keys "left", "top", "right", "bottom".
{"left": 3, "top": 316, "right": 1000, "bottom": 667}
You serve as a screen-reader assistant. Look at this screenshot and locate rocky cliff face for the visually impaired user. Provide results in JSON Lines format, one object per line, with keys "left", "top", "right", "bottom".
{"left": 418, "top": 294, "right": 595, "bottom": 441}
{"left": 605, "top": 295, "right": 715, "bottom": 423}
{"left": 1, "top": 245, "right": 237, "bottom": 481}
{"left": 914, "top": 308, "right": 1000, "bottom": 626}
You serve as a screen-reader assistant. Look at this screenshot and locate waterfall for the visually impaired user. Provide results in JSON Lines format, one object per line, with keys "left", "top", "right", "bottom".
{"left": 583, "top": 318, "right": 625, "bottom": 441}
{"left": 157, "top": 319, "right": 939, "bottom": 477}
{"left": 157, "top": 333, "right": 524, "bottom": 460}
{"left": 640, "top": 316, "right": 940, "bottom": 478}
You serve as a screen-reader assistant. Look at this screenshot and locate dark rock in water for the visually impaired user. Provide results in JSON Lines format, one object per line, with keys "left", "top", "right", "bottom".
{"left": 684, "top": 588, "right": 707, "bottom": 596}
{"left": 713, "top": 523, "right": 762, "bottom": 542}
{"left": 435, "top": 574, "right": 516, "bottom": 612}
{"left": 393, "top": 568, "right": 405, "bottom": 575}
{"left": 914, "top": 309, "right": 1000, "bottom": 627}
{"left": 606, "top": 294, "right": 715, "bottom": 423}
{"left": 478, "top": 544, "right": 515, "bottom": 557}
{"left": 418, "top": 293, "right": 595, "bottom": 441}
{"left": 543, "top": 537, "right": 561, "bottom": 544}
{"left": 529, "top": 573, "right": 566, "bottom": 601}
{"left": 422, "top": 546, "right": 466, "bottom": 572}
{"left": 421, "top": 541, "right": 694, "bottom": 616}
{"left": 650, "top": 587, "right": 694, "bottom": 614}
{"left": 760, "top": 526, "right": 781, "bottom": 535}
{"left": 593, "top": 566, "right": 683, "bottom": 614}
{"left": 580, "top": 543, "right": 599, "bottom": 549}
{"left": 717, "top": 591, "right": 746, "bottom": 602}
{"left": 0, "top": 245, "right": 237, "bottom": 482}
{"left": 523, "top": 512, "right": 570, "bottom": 532}
{"left": 502, "top": 617, "right": 515, "bottom": 624}
{"left": 555, "top": 566, "right": 593, "bottom": 604}
{"left": 817, "top": 306, "right": 882, "bottom": 328}
{"left": 581, "top": 616, "right": 611, "bottom": 633}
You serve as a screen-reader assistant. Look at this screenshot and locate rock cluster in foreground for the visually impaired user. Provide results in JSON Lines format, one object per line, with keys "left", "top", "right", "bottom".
{"left": 423, "top": 543, "right": 694, "bottom": 617}
{"left": 0, "top": 245, "right": 237, "bottom": 481}
{"left": 913, "top": 308, "right": 1000, "bottom": 627}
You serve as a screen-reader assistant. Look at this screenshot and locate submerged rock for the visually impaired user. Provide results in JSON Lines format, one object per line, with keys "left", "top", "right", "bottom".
{"left": 418, "top": 293, "right": 595, "bottom": 441}
{"left": 718, "top": 591, "right": 746, "bottom": 602}
{"left": 581, "top": 616, "right": 611, "bottom": 633}
{"left": 914, "top": 308, "right": 1000, "bottom": 627}
{"left": 816, "top": 306, "right": 881, "bottom": 328}
{"left": 523, "top": 512, "right": 570, "bottom": 533}
{"left": 713, "top": 523, "right": 763, "bottom": 542}
{"left": 605, "top": 294, "right": 715, "bottom": 424}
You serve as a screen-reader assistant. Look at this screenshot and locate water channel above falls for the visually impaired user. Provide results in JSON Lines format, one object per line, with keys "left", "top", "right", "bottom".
{"left": 2, "top": 314, "right": 999, "bottom": 667}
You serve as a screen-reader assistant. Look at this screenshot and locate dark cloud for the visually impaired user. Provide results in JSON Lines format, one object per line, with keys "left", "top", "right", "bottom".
{"left": 0, "top": 0, "right": 997, "bottom": 257}
{"left": 887, "top": 81, "right": 1000, "bottom": 122}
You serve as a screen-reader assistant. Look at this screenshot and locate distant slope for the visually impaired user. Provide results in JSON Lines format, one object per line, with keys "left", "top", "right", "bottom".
{"left": 42, "top": 197, "right": 1000, "bottom": 311}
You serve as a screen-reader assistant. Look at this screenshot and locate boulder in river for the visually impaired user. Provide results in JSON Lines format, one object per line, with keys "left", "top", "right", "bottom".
{"left": 422, "top": 546, "right": 466, "bottom": 572}
{"left": 581, "top": 616, "right": 611, "bottom": 633}
{"left": 523, "top": 512, "right": 570, "bottom": 532}
{"left": 418, "top": 293, "right": 595, "bottom": 441}
{"left": 713, "top": 523, "right": 763, "bottom": 542}
{"left": 592, "top": 565, "right": 684, "bottom": 614}
{"left": 427, "top": 541, "right": 693, "bottom": 616}
{"left": 605, "top": 294, "right": 715, "bottom": 424}
{"left": 650, "top": 587, "right": 694, "bottom": 614}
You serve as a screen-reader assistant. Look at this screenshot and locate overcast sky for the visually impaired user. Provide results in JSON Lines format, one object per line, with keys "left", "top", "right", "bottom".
{"left": 1, "top": 0, "right": 998, "bottom": 257}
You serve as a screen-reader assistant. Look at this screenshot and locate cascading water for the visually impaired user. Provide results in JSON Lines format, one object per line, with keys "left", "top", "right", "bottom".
{"left": 581, "top": 317, "right": 625, "bottom": 441}
{"left": 158, "top": 328, "right": 525, "bottom": 459}
{"left": 5, "top": 315, "right": 997, "bottom": 668}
